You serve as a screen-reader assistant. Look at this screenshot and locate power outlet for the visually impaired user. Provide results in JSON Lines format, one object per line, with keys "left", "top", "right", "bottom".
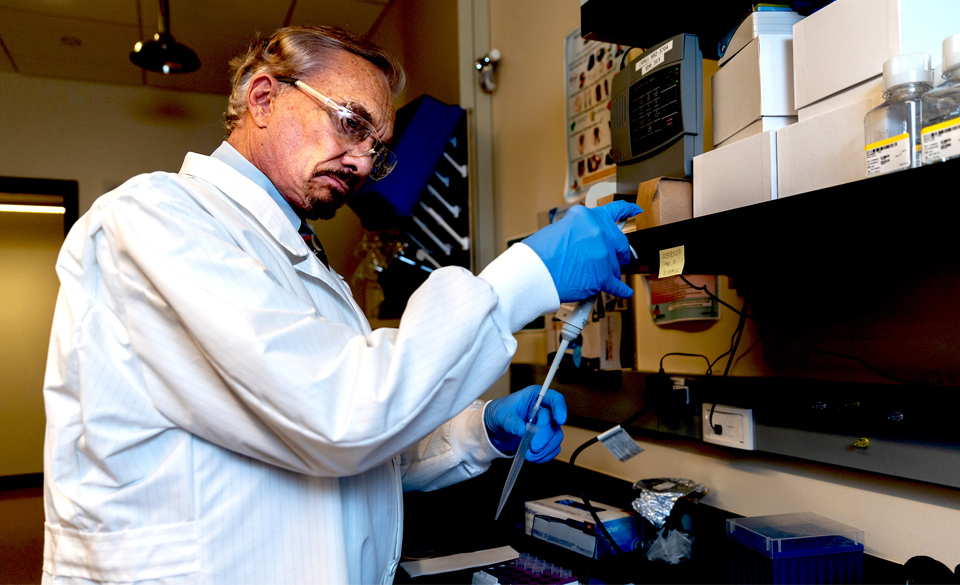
{"left": 702, "top": 403, "right": 756, "bottom": 450}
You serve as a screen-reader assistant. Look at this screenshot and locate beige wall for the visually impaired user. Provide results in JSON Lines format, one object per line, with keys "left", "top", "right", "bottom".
{"left": 369, "top": 0, "right": 461, "bottom": 108}
{"left": 0, "top": 71, "right": 375, "bottom": 475}
{"left": 0, "top": 212, "right": 62, "bottom": 476}
{"left": 487, "top": 0, "right": 960, "bottom": 567}
{"left": 0, "top": 72, "right": 366, "bottom": 281}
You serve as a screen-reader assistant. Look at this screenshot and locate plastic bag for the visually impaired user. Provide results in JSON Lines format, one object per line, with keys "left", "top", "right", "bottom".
{"left": 645, "top": 527, "right": 694, "bottom": 564}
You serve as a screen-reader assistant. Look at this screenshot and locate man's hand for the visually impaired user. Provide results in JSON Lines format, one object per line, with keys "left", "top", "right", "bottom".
{"left": 523, "top": 200, "right": 642, "bottom": 303}
{"left": 484, "top": 386, "right": 567, "bottom": 463}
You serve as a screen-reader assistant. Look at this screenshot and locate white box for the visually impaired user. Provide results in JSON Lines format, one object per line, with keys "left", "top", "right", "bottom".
{"left": 798, "top": 75, "right": 882, "bottom": 121}
{"left": 713, "top": 34, "right": 795, "bottom": 146}
{"left": 793, "top": 0, "right": 960, "bottom": 110}
{"left": 777, "top": 95, "right": 883, "bottom": 198}
{"left": 693, "top": 130, "right": 778, "bottom": 217}
{"left": 719, "top": 11, "right": 805, "bottom": 66}
{"left": 716, "top": 116, "right": 796, "bottom": 147}
{"left": 524, "top": 495, "right": 643, "bottom": 558}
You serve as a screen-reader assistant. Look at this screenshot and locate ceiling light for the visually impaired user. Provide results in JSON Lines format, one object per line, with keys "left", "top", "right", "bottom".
{"left": 130, "top": 0, "right": 199, "bottom": 74}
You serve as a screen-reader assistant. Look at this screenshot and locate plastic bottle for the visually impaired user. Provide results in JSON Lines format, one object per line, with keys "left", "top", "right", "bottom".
{"left": 863, "top": 53, "right": 932, "bottom": 177}
{"left": 921, "top": 33, "right": 960, "bottom": 165}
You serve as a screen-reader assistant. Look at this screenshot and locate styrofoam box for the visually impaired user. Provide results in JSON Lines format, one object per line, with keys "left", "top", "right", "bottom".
{"left": 777, "top": 95, "right": 883, "bottom": 198}
{"left": 793, "top": 0, "right": 960, "bottom": 110}
{"left": 713, "top": 34, "right": 795, "bottom": 146}
{"left": 717, "top": 116, "right": 796, "bottom": 148}
{"left": 693, "top": 130, "right": 777, "bottom": 217}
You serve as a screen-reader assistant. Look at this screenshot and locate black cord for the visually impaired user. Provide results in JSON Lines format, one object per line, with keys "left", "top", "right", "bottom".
{"left": 676, "top": 274, "right": 922, "bottom": 385}
{"left": 723, "top": 300, "right": 749, "bottom": 377}
{"left": 568, "top": 405, "right": 652, "bottom": 556}
{"left": 659, "top": 352, "right": 713, "bottom": 375}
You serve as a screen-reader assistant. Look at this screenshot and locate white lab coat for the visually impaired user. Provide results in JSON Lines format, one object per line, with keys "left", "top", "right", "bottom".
{"left": 42, "top": 153, "right": 559, "bottom": 584}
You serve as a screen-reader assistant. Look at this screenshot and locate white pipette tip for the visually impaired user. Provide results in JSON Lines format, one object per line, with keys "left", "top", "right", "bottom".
{"left": 494, "top": 338, "right": 570, "bottom": 520}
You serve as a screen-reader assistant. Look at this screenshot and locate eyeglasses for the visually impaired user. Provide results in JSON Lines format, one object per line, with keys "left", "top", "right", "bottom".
{"left": 275, "top": 76, "right": 397, "bottom": 181}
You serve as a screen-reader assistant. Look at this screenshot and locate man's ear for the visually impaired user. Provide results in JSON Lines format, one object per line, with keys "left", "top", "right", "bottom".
{"left": 247, "top": 74, "right": 277, "bottom": 129}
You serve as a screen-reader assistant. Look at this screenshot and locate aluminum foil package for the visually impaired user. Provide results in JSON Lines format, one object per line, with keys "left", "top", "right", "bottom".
{"left": 631, "top": 478, "right": 709, "bottom": 528}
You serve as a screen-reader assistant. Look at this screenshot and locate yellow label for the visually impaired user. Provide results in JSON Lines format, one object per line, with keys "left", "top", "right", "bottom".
{"left": 921, "top": 116, "right": 960, "bottom": 135}
{"left": 865, "top": 132, "right": 909, "bottom": 152}
{"left": 659, "top": 245, "right": 685, "bottom": 278}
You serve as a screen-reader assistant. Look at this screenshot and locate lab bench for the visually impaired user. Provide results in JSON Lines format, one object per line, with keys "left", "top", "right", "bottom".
{"left": 396, "top": 460, "right": 901, "bottom": 584}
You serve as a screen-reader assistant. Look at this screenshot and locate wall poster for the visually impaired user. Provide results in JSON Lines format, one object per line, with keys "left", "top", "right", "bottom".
{"left": 564, "top": 28, "right": 625, "bottom": 203}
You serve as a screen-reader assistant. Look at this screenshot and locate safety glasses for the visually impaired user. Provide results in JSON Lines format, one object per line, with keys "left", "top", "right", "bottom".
{"left": 275, "top": 76, "right": 397, "bottom": 181}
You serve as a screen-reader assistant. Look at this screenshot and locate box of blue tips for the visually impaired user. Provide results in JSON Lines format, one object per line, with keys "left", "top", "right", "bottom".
{"left": 727, "top": 512, "right": 864, "bottom": 584}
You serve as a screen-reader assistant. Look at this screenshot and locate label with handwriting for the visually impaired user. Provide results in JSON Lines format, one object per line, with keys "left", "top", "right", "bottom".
{"left": 659, "top": 245, "right": 685, "bottom": 278}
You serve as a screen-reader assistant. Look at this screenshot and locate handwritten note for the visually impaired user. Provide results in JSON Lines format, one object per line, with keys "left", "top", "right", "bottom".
{"left": 659, "top": 245, "right": 685, "bottom": 278}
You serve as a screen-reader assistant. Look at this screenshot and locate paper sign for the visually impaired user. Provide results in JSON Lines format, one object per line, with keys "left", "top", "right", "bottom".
{"left": 658, "top": 245, "right": 685, "bottom": 278}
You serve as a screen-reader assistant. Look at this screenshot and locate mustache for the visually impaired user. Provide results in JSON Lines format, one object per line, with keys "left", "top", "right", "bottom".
{"left": 313, "top": 170, "right": 360, "bottom": 195}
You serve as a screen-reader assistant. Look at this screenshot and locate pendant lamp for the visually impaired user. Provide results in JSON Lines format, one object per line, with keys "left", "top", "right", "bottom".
{"left": 130, "top": 0, "right": 200, "bottom": 74}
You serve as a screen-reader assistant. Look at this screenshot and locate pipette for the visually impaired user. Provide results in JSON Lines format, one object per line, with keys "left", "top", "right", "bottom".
{"left": 494, "top": 218, "right": 634, "bottom": 520}
{"left": 494, "top": 294, "right": 597, "bottom": 520}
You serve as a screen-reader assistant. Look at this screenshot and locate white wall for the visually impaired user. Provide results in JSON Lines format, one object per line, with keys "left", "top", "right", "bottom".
{"left": 487, "top": 0, "right": 960, "bottom": 568}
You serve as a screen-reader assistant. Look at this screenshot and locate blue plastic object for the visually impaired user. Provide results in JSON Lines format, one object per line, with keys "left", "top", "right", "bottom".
{"left": 351, "top": 95, "right": 464, "bottom": 227}
{"left": 727, "top": 512, "right": 864, "bottom": 584}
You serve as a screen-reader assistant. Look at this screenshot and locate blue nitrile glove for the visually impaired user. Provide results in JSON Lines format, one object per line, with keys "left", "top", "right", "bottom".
{"left": 484, "top": 385, "right": 567, "bottom": 463}
{"left": 523, "top": 200, "right": 642, "bottom": 302}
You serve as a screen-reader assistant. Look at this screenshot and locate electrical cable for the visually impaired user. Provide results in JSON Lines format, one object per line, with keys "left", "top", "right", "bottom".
{"left": 659, "top": 352, "right": 712, "bottom": 375}
{"left": 567, "top": 405, "right": 651, "bottom": 557}
{"left": 676, "top": 274, "right": 923, "bottom": 386}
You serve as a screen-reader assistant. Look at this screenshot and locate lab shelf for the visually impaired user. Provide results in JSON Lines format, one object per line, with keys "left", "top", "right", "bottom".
{"left": 621, "top": 157, "right": 960, "bottom": 281}
{"left": 580, "top": 0, "right": 832, "bottom": 61}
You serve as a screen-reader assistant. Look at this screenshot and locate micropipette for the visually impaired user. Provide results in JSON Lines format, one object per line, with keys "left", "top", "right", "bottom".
{"left": 494, "top": 218, "right": 635, "bottom": 520}
{"left": 494, "top": 294, "right": 597, "bottom": 520}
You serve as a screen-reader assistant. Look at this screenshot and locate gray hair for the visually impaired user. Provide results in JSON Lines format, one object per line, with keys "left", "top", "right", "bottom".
{"left": 224, "top": 25, "right": 406, "bottom": 135}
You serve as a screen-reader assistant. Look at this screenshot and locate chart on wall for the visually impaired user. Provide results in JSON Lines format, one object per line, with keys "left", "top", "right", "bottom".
{"left": 564, "top": 28, "right": 626, "bottom": 203}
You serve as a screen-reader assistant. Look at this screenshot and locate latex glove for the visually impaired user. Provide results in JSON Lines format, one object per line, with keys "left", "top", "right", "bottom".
{"left": 523, "top": 200, "right": 642, "bottom": 302}
{"left": 484, "top": 385, "right": 567, "bottom": 463}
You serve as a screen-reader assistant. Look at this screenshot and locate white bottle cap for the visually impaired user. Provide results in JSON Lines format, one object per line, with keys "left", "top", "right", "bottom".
{"left": 882, "top": 53, "right": 932, "bottom": 90}
{"left": 942, "top": 33, "right": 960, "bottom": 75}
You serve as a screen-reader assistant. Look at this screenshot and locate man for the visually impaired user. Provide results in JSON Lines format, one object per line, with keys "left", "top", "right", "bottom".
{"left": 42, "top": 26, "right": 641, "bottom": 584}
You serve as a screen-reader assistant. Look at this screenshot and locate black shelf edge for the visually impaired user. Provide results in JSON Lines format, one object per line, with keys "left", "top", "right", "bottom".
{"left": 623, "top": 158, "right": 960, "bottom": 277}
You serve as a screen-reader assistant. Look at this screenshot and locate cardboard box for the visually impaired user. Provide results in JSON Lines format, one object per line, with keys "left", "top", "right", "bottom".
{"left": 713, "top": 34, "right": 795, "bottom": 145}
{"left": 777, "top": 95, "right": 882, "bottom": 197}
{"left": 798, "top": 74, "right": 882, "bottom": 121}
{"left": 793, "top": 0, "right": 960, "bottom": 110}
{"left": 716, "top": 116, "right": 796, "bottom": 148}
{"left": 524, "top": 495, "right": 643, "bottom": 558}
{"left": 630, "top": 177, "right": 692, "bottom": 231}
{"left": 693, "top": 130, "right": 778, "bottom": 217}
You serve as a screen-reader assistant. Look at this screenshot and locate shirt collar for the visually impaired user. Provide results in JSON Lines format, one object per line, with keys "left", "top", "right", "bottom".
{"left": 210, "top": 141, "right": 301, "bottom": 230}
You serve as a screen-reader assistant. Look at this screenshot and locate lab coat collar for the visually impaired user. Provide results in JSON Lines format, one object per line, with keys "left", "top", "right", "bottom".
{"left": 178, "top": 152, "right": 327, "bottom": 281}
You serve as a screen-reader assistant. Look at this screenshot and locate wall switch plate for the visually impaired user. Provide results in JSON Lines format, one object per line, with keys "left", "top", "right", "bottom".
{"left": 702, "top": 403, "right": 756, "bottom": 450}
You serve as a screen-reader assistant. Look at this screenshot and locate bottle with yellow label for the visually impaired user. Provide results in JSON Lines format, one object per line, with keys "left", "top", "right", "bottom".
{"left": 921, "top": 33, "right": 960, "bottom": 165}
{"left": 864, "top": 53, "right": 932, "bottom": 177}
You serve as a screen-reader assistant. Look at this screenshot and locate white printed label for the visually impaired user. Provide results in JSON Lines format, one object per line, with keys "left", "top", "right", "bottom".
{"left": 636, "top": 40, "right": 673, "bottom": 75}
{"left": 922, "top": 117, "right": 960, "bottom": 163}
{"left": 865, "top": 132, "right": 910, "bottom": 177}
{"left": 597, "top": 425, "right": 644, "bottom": 462}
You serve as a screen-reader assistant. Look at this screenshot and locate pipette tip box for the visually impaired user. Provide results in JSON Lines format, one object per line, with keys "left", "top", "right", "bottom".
{"left": 727, "top": 512, "right": 864, "bottom": 584}
{"left": 524, "top": 495, "right": 643, "bottom": 559}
